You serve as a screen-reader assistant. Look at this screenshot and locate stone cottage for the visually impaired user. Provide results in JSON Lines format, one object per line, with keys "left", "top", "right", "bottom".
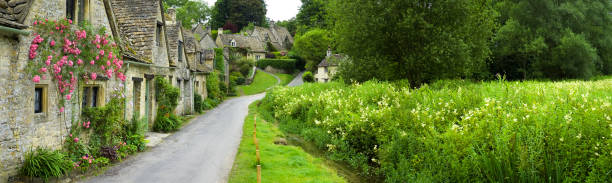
{"left": 247, "top": 21, "right": 294, "bottom": 52}
{"left": 0, "top": 0, "right": 117, "bottom": 181}
{"left": 181, "top": 27, "right": 210, "bottom": 102}
{"left": 315, "top": 47, "right": 344, "bottom": 83}
{"left": 0, "top": 0, "right": 208, "bottom": 181}
{"left": 215, "top": 28, "right": 267, "bottom": 61}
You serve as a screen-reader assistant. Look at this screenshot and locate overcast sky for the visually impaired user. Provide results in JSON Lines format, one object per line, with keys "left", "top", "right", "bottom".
{"left": 197, "top": 0, "right": 302, "bottom": 21}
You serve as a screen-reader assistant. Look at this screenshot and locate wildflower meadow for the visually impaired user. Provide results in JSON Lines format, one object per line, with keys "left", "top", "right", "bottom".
{"left": 260, "top": 78, "right": 612, "bottom": 182}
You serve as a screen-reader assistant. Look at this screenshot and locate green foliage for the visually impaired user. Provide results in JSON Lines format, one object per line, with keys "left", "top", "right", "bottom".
{"left": 292, "top": 29, "right": 332, "bottom": 71}
{"left": 153, "top": 77, "right": 182, "bottom": 132}
{"left": 211, "top": 0, "right": 267, "bottom": 30}
{"left": 194, "top": 92, "right": 204, "bottom": 113}
{"left": 295, "top": 0, "right": 331, "bottom": 35}
{"left": 256, "top": 59, "right": 297, "bottom": 72}
{"left": 261, "top": 78, "right": 612, "bottom": 182}
{"left": 275, "top": 18, "right": 297, "bottom": 36}
{"left": 207, "top": 71, "right": 224, "bottom": 100}
{"left": 230, "top": 71, "right": 246, "bottom": 86}
{"left": 302, "top": 71, "right": 314, "bottom": 82}
{"left": 266, "top": 41, "right": 278, "bottom": 52}
{"left": 203, "top": 98, "right": 220, "bottom": 110}
{"left": 21, "top": 149, "right": 72, "bottom": 182}
{"left": 82, "top": 97, "right": 126, "bottom": 146}
{"left": 214, "top": 48, "right": 225, "bottom": 73}
{"left": 231, "top": 57, "right": 255, "bottom": 76}
{"left": 490, "top": 0, "right": 612, "bottom": 80}
{"left": 330, "top": 0, "right": 496, "bottom": 85}
{"left": 175, "top": 1, "right": 210, "bottom": 29}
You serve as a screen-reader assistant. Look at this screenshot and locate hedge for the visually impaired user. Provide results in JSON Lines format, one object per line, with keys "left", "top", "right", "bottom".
{"left": 257, "top": 59, "right": 297, "bottom": 72}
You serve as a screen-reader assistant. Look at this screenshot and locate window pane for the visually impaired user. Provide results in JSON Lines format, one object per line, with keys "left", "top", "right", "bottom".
{"left": 92, "top": 87, "right": 98, "bottom": 107}
{"left": 82, "top": 87, "right": 90, "bottom": 108}
{"left": 34, "top": 88, "right": 42, "bottom": 113}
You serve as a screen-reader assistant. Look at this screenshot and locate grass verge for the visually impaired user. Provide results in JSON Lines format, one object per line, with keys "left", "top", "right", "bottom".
{"left": 229, "top": 101, "right": 346, "bottom": 183}
{"left": 276, "top": 73, "right": 295, "bottom": 86}
{"left": 237, "top": 70, "right": 278, "bottom": 95}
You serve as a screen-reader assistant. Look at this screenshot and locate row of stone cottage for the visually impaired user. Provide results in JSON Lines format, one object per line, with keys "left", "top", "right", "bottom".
{"left": 0, "top": 0, "right": 219, "bottom": 181}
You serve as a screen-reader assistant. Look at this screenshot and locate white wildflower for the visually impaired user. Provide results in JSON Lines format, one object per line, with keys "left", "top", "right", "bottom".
{"left": 559, "top": 137, "right": 564, "bottom": 142}
{"left": 576, "top": 133, "right": 582, "bottom": 139}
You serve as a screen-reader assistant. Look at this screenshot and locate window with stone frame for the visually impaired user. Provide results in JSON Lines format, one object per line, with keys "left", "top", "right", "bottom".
{"left": 66, "top": 0, "right": 76, "bottom": 21}
{"left": 156, "top": 24, "right": 162, "bottom": 46}
{"left": 82, "top": 85, "right": 103, "bottom": 108}
{"left": 77, "top": 0, "right": 90, "bottom": 25}
{"left": 34, "top": 85, "right": 48, "bottom": 114}
{"left": 231, "top": 40, "right": 236, "bottom": 47}
{"left": 178, "top": 41, "right": 184, "bottom": 62}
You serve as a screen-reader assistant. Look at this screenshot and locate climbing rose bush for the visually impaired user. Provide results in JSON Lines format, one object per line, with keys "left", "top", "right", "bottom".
{"left": 26, "top": 18, "right": 124, "bottom": 108}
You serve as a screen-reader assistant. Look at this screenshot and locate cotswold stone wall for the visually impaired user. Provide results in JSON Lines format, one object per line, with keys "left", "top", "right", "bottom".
{"left": 0, "top": 0, "right": 113, "bottom": 182}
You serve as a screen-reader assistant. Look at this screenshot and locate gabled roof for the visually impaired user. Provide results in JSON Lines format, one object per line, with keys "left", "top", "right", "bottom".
{"left": 109, "top": 0, "right": 161, "bottom": 63}
{"left": 318, "top": 54, "right": 345, "bottom": 67}
{"left": 182, "top": 28, "right": 198, "bottom": 54}
{"left": 166, "top": 22, "right": 181, "bottom": 65}
{"left": 200, "top": 34, "right": 217, "bottom": 50}
{"left": 249, "top": 25, "right": 294, "bottom": 51}
{"left": 218, "top": 34, "right": 266, "bottom": 52}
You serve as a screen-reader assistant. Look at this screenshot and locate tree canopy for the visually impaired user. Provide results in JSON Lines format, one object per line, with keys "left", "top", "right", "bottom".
{"left": 164, "top": 0, "right": 210, "bottom": 29}
{"left": 292, "top": 29, "right": 332, "bottom": 71}
{"left": 332, "top": 0, "right": 497, "bottom": 85}
{"left": 295, "top": 0, "right": 330, "bottom": 35}
{"left": 211, "top": 0, "right": 267, "bottom": 31}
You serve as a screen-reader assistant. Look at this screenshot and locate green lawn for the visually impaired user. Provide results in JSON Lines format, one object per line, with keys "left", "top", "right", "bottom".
{"left": 276, "top": 73, "right": 294, "bottom": 86}
{"left": 229, "top": 102, "right": 346, "bottom": 183}
{"left": 237, "top": 70, "right": 278, "bottom": 95}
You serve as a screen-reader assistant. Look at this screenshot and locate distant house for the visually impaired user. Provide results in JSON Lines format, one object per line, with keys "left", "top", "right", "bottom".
{"left": 247, "top": 21, "right": 294, "bottom": 51}
{"left": 215, "top": 28, "right": 267, "bottom": 61}
{"left": 315, "top": 47, "right": 344, "bottom": 83}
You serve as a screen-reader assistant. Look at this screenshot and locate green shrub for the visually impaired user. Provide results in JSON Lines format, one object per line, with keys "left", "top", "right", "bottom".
{"left": 194, "top": 92, "right": 204, "bottom": 113}
{"left": 302, "top": 71, "right": 314, "bottom": 82}
{"left": 202, "top": 99, "right": 219, "bottom": 110}
{"left": 257, "top": 59, "right": 297, "bottom": 72}
{"left": 82, "top": 97, "right": 125, "bottom": 146}
{"left": 153, "top": 77, "right": 181, "bottom": 132}
{"left": 230, "top": 71, "right": 246, "bottom": 86}
{"left": 261, "top": 78, "right": 612, "bottom": 182}
{"left": 21, "top": 149, "right": 72, "bottom": 181}
{"left": 207, "top": 71, "right": 223, "bottom": 100}
{"left": 214, "top": 48, "right": 225, "bottom": 73}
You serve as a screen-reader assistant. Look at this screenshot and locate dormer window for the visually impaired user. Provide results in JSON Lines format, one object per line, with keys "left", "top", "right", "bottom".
{"left": 231, "top": 39, "right": 236, "bottom": 47}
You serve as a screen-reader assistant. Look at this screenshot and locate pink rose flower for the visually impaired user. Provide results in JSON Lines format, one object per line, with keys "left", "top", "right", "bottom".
{"left": 77, "top": 59, "right": 83, "bottom": 65}
{"left": 91, "top": 73, "right": 97, "bottom": 80}
{"left": 50, "top": 40, "right": 55, "bottom": 47}
{"left": 74, "top": 137, "right": 79, "bottom": 143}
{"left": 90, "top": 60, "right": 95, "bottom": 65}
{"left": 60, "top": 107, "right": 64, "bottom": 113}
{"left": 39, "top": 68, "right": 47, "bottom": 73}
{"left": 32, "top": 75, "right": 40, "bottom": 83}
{"left": 99, "top": 50, "right": 104, "bottom": 56}
{"left": 65, "top": 94, "right": 71, "bottom": 100}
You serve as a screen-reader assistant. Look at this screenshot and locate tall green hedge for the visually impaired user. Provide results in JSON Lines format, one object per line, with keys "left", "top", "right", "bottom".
{"left": 214, "top": 48, "right": 225, "bottom": 73}
{"left": 256, "top": 59, "right": 297, "bottom": 72}
{"left": 153, "top": 76, "right": 182, "bottom": 132}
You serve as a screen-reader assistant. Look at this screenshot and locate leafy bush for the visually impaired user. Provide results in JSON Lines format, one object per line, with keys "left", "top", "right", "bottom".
{"left": 230, "top": 71, "right": 246, "bottom": 86}
{"left": 99, "top": 146, "right": 119, "bottom": 161}
{"left": 214, "top": 48, "right": 225, "bottom": 73}
{"left": 302, "top": 71, "right": 314, "bottom": 82}
{"left": 207, "top": 71, "right": 223, "bottom": 100}
{"left": 153, "top": 77, "right": 182, "bottom": 132}
{"left": 194, "top": 92, "right": 204, "bottom": 113}
{"left": 21, "top": 149, "right": 72, "bottom": 181}
{"left": 82, "top": 97, "right": 125, "bottom": 146}
{"left": 257, "top": 59, "right": 297, "bottom": 72}
{"left": 231, "top": 57, "right": 255, "bottom": 76}
{"left": 261, "top": 79, "right": 612, "bottom": 182}
{"left": 202, "top": 98, "right": 219, "bottom": 110}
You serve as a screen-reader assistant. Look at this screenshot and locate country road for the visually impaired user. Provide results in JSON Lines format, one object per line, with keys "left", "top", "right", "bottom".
{"left": 83, "top": 93, "right": 266, "bottom": 183}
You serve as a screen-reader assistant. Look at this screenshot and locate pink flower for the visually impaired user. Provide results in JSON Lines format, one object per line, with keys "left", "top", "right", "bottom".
{"left": 68, "top": 19, "right": 73, "bottom": 24}
{"left": 88, "top": 159, "right": 92, "bottom": 164}
{"left": 90, "top": 60, "right": 95, "bottom": 65}
{"left": 77, "top": 59, "right": 83, "bottom": 65}
{"left": 46, "top": 56, "right": 52, "bottom": 66}
{"left": 68, "top": 60, "right": 74, "bottom": 67}
{"left": 106, "top": 61, "right": 111, "bottom": 67}
{"left": 60, "top": 107, "right": 64, "bottom": 113}
{"left": 99, "top": 50, "right": 104, "bottom": 56}
{"left": 50, "top": 40, "right": 55, "bottom": 47}
{"left": 33, "top": 21, "right": 37, "bottom": 26}
{"left": 82, "top": 156, "right": 87, "bottom": 160}
{"left": 96, "top": 44, "right": 101, "bottom": 49}
{"left": 74, "top": 137, "right": 79, "bottom": 143}
{"left": 39, "top": 68, "right": 47, "bottom": 73}
{"left": 29, "top": 44, "right": 38, "bottom": 59}
{"left": 65, "top": 94, "right": 71, "bottom": 100}
{"left": 91, "top": 73, "right": 97, "bottom": 80}
{"left": 96, "top": 55, "right": 99, "bottom": 60}
{"left": 101, "top": 65, "right": 105, "bottom": 70}
{"left": 32, "top": 75, "right": 40, "bottom": 83}
{"left": 70, "top": 134, "right": 73, "bottom": 137}
{"left": 106, "top": 69, "right": 113, "bottom": 78}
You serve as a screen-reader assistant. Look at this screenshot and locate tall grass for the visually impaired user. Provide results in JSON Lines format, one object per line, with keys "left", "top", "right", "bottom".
{"left": 21, "top": 149, "right": 73, "bottom": 182}
{"left": 260, "top": 78, "right": 612, "bottom": 182}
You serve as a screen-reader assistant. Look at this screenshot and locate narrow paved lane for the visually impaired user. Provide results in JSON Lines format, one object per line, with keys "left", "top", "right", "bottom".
{"left": 288, "top": 71, "right": 305, "bottom": 87}
{"left": 83, "top": 94, "right": 265, "bottom": 183}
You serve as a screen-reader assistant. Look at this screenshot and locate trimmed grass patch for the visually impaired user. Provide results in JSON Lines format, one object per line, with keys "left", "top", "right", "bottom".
{"left": 229, "top": 102, "right": 346, "bottom": 183}
{"left": 276, "top": 73, "right": 294, "bottom": 86}
{"left": 237, "top": 70, "right": 278, "bottom": 95}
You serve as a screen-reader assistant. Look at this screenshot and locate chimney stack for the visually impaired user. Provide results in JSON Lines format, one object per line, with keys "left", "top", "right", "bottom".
{"left": 167, "top": 8, "right": 177, "bottom": 22}
{"left": 218, "top": 28, "right": 224, "bottom": 35}
{"left": 326, "top": 46, "right": 332, "bottom": 57}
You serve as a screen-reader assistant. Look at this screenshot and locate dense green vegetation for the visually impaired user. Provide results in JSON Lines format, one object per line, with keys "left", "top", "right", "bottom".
{"left": 163, "top": 0, "right": 210, "bottom": 29}
{"left": 229, "top": 102, "right": 347, "bottom": 183}
{"left": 237, "top": 70, "right": 278, "bottom": 95}
{"left": 153, "top": 77, "right": 182, "bottom": 132}
{"left": 302, "top": 71, "right": 314, "bottom": 83}
{"left": 256, "top": 59, "right": 297, "bottom": 72}
{"left": 261, "top": 78, "right": 612, "bottom": 182}
{"left": 210, "top": 0, "right": 268, "bottom": 31}
{"left": 292, "top": 29, "right": 332, "bottom": 71}
{"left": 21, "top": 149, "right": 73, "bottom": 182}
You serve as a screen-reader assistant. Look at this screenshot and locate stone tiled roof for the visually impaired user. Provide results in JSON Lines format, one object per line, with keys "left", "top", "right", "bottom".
{"left": 182, "top": 28, "right": 198, "bottom": 54}
{"left": 318, "top": 54, "right": 344, "bottom": 67}
{"left": 199, "top": 34, "right": 217, "bottom": 50}
{"left": 202, "top": 49, "right": 215, "bottom": 60}
{"left": 0, "top": 0, "right": 32, "bottom": 29}
{"left": 218, "top": 34, "right": 266, "bottom": 52}
{"left": 110, "top": 0, "right": 160, "bottom": 63}
{"left": 249, "top": 25, "right": 294, "bottom": 51}
{"left": 166, "top": 22, "right": 180, "bottom": 64}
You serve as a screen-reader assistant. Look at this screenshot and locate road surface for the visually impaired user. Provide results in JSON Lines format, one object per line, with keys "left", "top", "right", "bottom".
{"left": 83, "top": 94, "right": 266, "bottom": 183}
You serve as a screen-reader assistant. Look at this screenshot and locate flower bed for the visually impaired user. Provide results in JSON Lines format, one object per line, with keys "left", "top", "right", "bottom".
{"left": 260, "top": 79, "right": 612, "bottom": 182}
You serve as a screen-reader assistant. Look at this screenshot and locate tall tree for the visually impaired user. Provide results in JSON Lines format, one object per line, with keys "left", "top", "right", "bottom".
{"left": 176, "top": 1, "right": 210, "bottom": 29}
{"left": 295, "top": 0, "right": 330, "bottom": 35}
{"left": 292, "top": 29, "right": 332, "bottom": 71}
{"left": 490, "top": 0, "right": 612, "bottom": 80}
{"left": 332, "top": 0, "right": 497, "bottom": 85}
{"left": 211, "top": 0, "right": 267, "bottom": 31}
